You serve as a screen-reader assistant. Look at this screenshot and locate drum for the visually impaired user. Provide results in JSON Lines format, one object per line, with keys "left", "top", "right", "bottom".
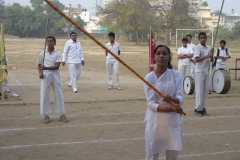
{"left": 183, "top": 76, "right": 195, "bottom": 95}
{"left": 212, "top": 69, "right": 231, "bottom": 94}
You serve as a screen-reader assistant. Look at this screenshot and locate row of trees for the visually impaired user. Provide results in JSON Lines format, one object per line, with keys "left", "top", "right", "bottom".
{"left": 0, "top": 0, "right": 85, "bottom": 37}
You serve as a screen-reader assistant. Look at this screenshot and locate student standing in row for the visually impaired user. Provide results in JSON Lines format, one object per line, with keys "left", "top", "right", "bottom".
{"left": 38, "top": 36, "right": 68, "bottom": 123}
{"left": 194, "top": 32, "right": 214, "bottom": 116}
{"left": 178, "top": 38, "right": 194, "bottom": 81}
{"left": 62, "top": 32, "right": 85, "bottom": 93}
{"left": 105, "top": 32, "right": 121, "bottom": 90}
{"left": 186, "top": 34, "right": 196, "bottom": 79}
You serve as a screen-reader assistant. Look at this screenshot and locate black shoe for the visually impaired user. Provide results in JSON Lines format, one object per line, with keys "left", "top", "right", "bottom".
{"left": 194, "top": 109, "right": 203, "bottom": 117}
{"left": 203, "top": 108, "right": 209, "bottom": 116}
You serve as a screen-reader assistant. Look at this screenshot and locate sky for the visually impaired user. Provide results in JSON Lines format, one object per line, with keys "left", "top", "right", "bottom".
{"left": 4, "top": 0, "right": 240, "bottom": 15}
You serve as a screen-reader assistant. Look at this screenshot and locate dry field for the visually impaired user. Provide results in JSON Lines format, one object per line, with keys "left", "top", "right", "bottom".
{"left": 0, "top": 37, "right": 240, "bottom": 160}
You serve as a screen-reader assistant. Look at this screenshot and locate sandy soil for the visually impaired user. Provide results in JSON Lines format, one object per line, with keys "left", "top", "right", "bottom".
{"left": 0, "top": 38, "right": 240, "bottom": 160}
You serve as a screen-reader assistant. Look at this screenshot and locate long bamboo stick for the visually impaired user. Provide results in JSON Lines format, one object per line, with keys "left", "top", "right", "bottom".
{"left": 44, "top": 0, "right": 186, "bottom": 116}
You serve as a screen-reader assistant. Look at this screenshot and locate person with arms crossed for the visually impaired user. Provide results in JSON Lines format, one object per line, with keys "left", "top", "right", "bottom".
{"left": 178, "top": 38, "right": 194, "bottom": 81}
{"left": 213, "top": 40, "right": 231, "bottom": 70}
{"left": 144, "top": 45, "right": 184, "bottom": 160}
{"left": 38, "top": 36, "right": 68, "bottom": 123}
{"left": 62, "top": 32, "right": 85, "bottom": 93}
{"left": 186, "top": 34, "right": 196, "bottom": 79}
{"left": 194, "top": 32, "right": 214, "bottom": 116}
{"left": 105, "top": 32, "right": 121, "bottom": 90}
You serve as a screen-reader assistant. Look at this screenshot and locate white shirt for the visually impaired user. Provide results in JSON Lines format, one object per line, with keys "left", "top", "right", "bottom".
{"left": 187, "top": 43, "right": 195, "bottom": 51}
{"left": 62, "top": 39, "right": 84, "bottom": 63}
{"left": 37, "top": 49, "right": 62, "bottom": 72}
{"left": 144, "top": 69, "right": 184, "bottom": 126}
{"left": 178, "top": 46, "right": 193, "bottom": 65}
{"left": 214, "top": 47, "right": 231, "bottom": 65}
{"left": 194, "top": 44, "right": 211, "bottom": 73}
{"left": 105, "top": 41, "right": 120, "bottom": 60}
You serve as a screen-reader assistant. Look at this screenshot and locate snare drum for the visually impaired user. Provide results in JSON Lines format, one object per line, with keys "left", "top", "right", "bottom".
{"left": 183, "top": 76, "right": 195, "bottom": 95}
{"left": 212, "top": 69, "right": 231, "bottom": 94}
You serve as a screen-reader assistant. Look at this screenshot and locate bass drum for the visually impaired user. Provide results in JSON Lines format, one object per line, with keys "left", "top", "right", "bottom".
{"left": 183, "top": 76, "right": 195, "bottom": 95}
{"left": 212, "top": 69, "right": 231, "bottom": 94}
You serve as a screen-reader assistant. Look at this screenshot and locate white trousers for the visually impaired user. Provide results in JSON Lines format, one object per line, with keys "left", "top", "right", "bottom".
{"left": 178, "top": 65, "right": 191, "bottom": 81}
{"left": 190, "top": 63, "right": 195, "bottom": 79}
{"left": 67, "top": 63, "right": 82, "bottom": 90}
{"left": 106, "top": 59, "right": 119, "bottom": 86}
{"left": 40, "top": 71, "right": 65, "bottom": 115}
{"left": 195, "top": 72, "right": 210, "bottom": 111}
{"left": 0, "top": 77, "right": 9, "bottom": 91}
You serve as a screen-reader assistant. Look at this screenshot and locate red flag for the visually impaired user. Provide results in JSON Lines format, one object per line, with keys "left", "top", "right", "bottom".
{"left": 149, "top": 30, "right": 156, "bottom": 72}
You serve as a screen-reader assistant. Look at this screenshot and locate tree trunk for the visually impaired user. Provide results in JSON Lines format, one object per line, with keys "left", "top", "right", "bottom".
{"left": 134, "top": 29, "right": 140, "bottom": 46}
{"left": 166, "top": 27, "right": 171, "bottom": 46}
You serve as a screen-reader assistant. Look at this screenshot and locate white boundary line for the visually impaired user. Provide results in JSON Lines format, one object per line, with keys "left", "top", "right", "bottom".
{"left": 0, "top": 106, "right": 240, "bottom": 121}
{"left": 1, "top": 129, "right": 240, "bottom": 149}
{"left": 158, "top": 150, "right": 240, "bottom": 160}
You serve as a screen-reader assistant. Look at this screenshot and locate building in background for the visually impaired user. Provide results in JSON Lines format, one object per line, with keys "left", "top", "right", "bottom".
{"left": 63, "top": 4, "right": 106, "bottom": 33}
{"left": 224, "top": 9, "right": 240, "bottom": 29}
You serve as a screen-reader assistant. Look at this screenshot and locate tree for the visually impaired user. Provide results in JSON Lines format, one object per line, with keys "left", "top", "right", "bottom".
{"left": 0, "top": 0, "right": 5, "bottom": 20}
{"left": 202, "top": 1, "right": 208, "bottom": 6}
{"left": 98, "top": 0, "right": 153, "bottom": 45}
{"left": 149, "top": 0, "right": 198, "bottom": 45}
{"left": 232, "top": 21, "right": 240, "bottom": 39}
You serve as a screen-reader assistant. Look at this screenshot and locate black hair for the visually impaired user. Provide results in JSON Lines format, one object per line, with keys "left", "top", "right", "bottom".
{"left": 182, "top": 38, "right": 188, "bottom": 42}
{"left": 220, "top": 40, "right": 226, "bottom": 45}
{"left": 70, "top": 32, "right": 77, "bottom": 36}
{"left": 186, "top": 34, "right": 192, "bottom": 38}
{"left": 108, "top": 32, "right": 115, "bottom": 38}
{"left": 154, "top": 45, "right": 173, "bottom": 69}
{"left": 46, "top": 36, "right": 56, "bottom": 43}
{"left": 198, "top": 32, "right": 207, "bottom": 39}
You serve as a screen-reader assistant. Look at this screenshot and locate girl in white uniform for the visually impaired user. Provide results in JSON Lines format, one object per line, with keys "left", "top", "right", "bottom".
{"left": 144, "top": 45, "right": 184, "bottom": 160}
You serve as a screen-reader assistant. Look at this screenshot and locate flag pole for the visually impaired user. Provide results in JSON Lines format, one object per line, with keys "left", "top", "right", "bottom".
{"left": 149, "top": 25, "right": 151, "bottom": 72}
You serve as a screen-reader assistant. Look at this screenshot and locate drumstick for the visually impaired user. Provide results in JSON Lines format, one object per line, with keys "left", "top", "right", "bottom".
{"left": 44, "top": 0, "right": 186, "bottom": 116}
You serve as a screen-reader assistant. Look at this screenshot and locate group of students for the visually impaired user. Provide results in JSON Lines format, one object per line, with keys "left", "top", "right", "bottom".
{"left": 37, "top": 32, "right": 121, "bottom": 124}
{"left": 177, "top": 33, "right": 231, "bottom": 116}
{"left": 143, "top": 32, "right": 231, "bottom": 160}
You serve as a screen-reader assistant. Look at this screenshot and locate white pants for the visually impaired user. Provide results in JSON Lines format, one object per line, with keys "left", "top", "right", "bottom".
{"left": 67, "top": 63, "right": 82, "bottom": 90}
{"left": 106, "top": 59, "right": 119, "bottom": 86}
{"left": 195, "top": 72, "right": 210, "bottom": 111}
{"left": 40, "top": 71, "right": 65, "bottom": 115}
{"left": 190, "top": 63, "right": 195, "bottom": 79}
{"left": 0, "top": 77, "right": 9, "bottom": 92}
{"left": 216, "top": 63, "right": 226, "bottom": 70}
{"left": 178, "top": 65, "right": 190, "bottom": 81}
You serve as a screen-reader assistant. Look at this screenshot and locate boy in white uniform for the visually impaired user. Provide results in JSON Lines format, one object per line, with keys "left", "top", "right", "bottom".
{"left": 105, "top": 32, "right": 121, "bottom": 90}
{"left": 194, "top": 32, "right": 214, "bottom": 116}
{"left": 186, "top": 34, "right": 196, "bottom": 79}
{"left": 213, "top": 40, "right": 231, "bottom": 70}
{"left": 177, "top": 38, "right": 193, "bottom": 81}
{"left": 62, "top": 32, "right": 85, "bottom": 93}
{"left": 38, "top": 36, "right": 68, "bottom": 123}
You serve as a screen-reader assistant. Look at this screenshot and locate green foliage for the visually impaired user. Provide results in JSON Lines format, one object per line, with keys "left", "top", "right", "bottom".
{"left": 0, "top": 0, "right": 5, "bottom": 20}
{"left": 202, "top": 1, "right": 208, "bottom": 6}
{"left": 232, "top": 21, "right": 240, "bottom": 39}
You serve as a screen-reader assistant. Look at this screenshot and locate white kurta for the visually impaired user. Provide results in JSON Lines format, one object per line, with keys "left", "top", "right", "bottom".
{"left": 63, "top": 39, "right": 84, "bottom": 90}
{"left": 37, "top": 49, "right": 65, "bottom": 115}
{"left": 144, "top": 69, "right": 184, "bottom": 154}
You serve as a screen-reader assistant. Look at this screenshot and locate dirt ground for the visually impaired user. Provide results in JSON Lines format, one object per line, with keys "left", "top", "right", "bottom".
{"left": 0, "top": 38, "right": 240, "bottom": 160}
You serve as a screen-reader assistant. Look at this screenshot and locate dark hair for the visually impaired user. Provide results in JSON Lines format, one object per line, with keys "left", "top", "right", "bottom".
{"left": 186, "top": 34, "right": 192, "bottom": 38}
{"left": 182, "top": 38, "right": 188, "bottom": 42}
{"left": 154, "top": 45, "right": 173, "bottom": 69}
{"left": 46, "top": 36, "right": 56, "bottom": 43}
{"left": 198, "top": 32, "right": 207, "bottom": 39}
{"left": 70, "top": 32, "right": 77, "bottom": 36}
{"left": 220, "top": 40, "right": 226, "bottom": 45}
{"left": 108, "top": 32, "right": 115, "bottom": 38}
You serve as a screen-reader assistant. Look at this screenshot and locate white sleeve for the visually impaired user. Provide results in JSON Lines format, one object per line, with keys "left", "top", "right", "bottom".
{"left": 177, "top": 48, "right": 181, "bottom": 54}
{"left": 79, "top": 42, "right": 84, "bottom": 61}
{"left": 37, "top": 52, "right": 43, "bottom": 64}
{"left": 174, "top": 71, "right": 184, "bottom": 105}
{"left": 62, "top": 42, "right": 69, "bottom": 62}
{"left": 144, "top": 74, "right": 159, "bottom": 112}
{"left": 227, "top": 49, "right": 231, "bottom": 56}
{"left": 194, "top": 46, "right": 201, "bottom": 58}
